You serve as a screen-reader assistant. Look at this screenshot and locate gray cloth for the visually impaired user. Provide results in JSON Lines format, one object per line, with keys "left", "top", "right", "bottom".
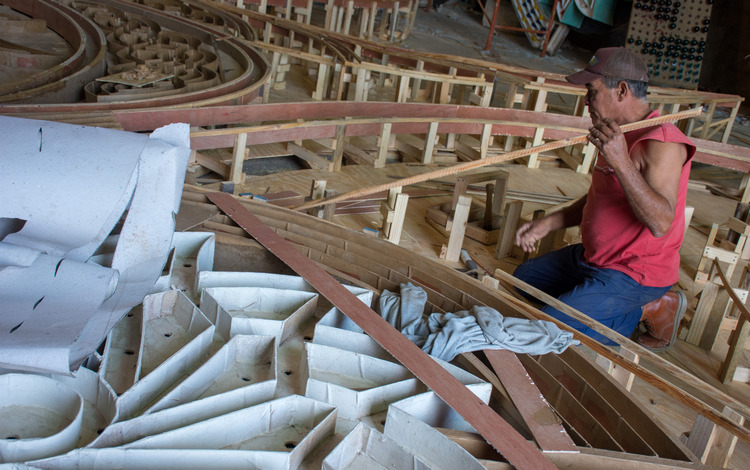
{"left": 378, "top": 282, "right": 579, "bottom": 362}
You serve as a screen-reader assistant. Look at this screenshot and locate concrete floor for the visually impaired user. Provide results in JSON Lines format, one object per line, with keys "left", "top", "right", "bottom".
{"left": 401, "top": 1, "right": 592, "bottom": 75}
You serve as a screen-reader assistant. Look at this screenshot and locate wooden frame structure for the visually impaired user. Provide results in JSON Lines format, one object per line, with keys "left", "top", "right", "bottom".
{"left": 182, "top": 186, "right": 750, "bottom": 466}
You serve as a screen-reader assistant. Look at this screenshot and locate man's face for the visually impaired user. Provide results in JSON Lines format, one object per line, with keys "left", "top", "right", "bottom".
{"left": 583, "top": 78, "right": 619, "bottom": 126}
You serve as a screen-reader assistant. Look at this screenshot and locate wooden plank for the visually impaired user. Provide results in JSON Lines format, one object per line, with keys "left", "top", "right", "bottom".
{"left": 442, "top": 195, "right": 471, "bottom": 262}
{"left": 387, "top": 192, "right": 409, "bottom": 244}
{"left": 495, "top": 200, "right": 522, "bottom": 259}
{"left": 230, "top": 132, "right": 247, "bottom": 184}
{"left": 686, "top": 279, "right": 719, "bottom": 345}
{"left": 205, "top": 191, "right": 557, "bottom": 470}
{"left": 485, "top": 349, "right": 577, "bottom": 452}
{"left": 332, "top": 124, "right": 346, "bottom": 171}
{"left": 518, "top": 354, "right": 623, "bottom": 451}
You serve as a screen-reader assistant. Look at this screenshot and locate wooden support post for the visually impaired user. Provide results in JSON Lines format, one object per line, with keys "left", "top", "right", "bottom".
{"left": 719, "top": 316, "right": 750, "bottom": 384}
{"left": 579, "top": 143, "right": 597, "bottom": 174}
{"left": 479, "top": 123, "right": 492, "bottom": 159}
{"left": 411, "top": 60, "right": 424, "bottom": 99}
{"left": 721, "top": 104, "right": 740, "bottom": 144}
{"left": 491, "top": 170, "right": 508, "bottom": 229}
{"left": 484, "top": 183, "right": 494, "bottom": 230}
{"left": 354, "top": 67, "right": 368, "bottom": 102}
{"left": 388, "top": 192, "right": 409, "bottom": 244}
{"left": 375, "top": 122, "right": 392, "bottom": 168}
{"left": 441, "top": 195, "right": 471, "bottom": 262}
{"left": 686, "top": 406, "right": 744, "bottom": 466}
{"left": 343, "top": 1, "right": 354, "bottom": 35}
{"left": 495, "top": 200, "right": 522, "bottom": 259}
{"left": 422, "top": 121, "right": 438, "bottom": 164}
{"left": 706, "top": 407, "right": 745, "bottom": 467}
{"left": 322, "top": 189, "right": 337, "bottom": 221}
{"left": 332, "top": 124, "right": 346, "bottom": 171}
{"left": 527, "top": 127, "right": 545, "bottom": 168}
{"left": 396, "top": 75, "right": 410, "bottom": 103}
{"left": 685, "top": 413, "right": 717, "bottom": 463}
{"left": 686, "top": 275, "right": 720, "bottom": 345}
{"left": 389, "top": 2, "right": 400, "bottom": 42}
{"left": 367, "top": 3, "right": 377, "bottom": 40}
{"left": 309, "top": 179, "right": 327, "bottom": 218}
{"left": 596, "top": 349, "right": 640, "bottom": 392}
{"left": 230, "top": 132, "right": 247, "bottom": 184}
{"left": 700, "top": 102, "right": 717, "bottom": 140}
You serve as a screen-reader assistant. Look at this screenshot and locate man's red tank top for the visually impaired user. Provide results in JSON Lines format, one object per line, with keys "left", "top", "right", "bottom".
{"left": 580, "top": 110, "right": 696, "bottom": 287}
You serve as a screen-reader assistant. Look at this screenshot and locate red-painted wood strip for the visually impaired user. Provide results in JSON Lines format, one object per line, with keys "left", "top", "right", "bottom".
{"left": 206, "top": 191, "right": 556, "bottom": 470}
{"left": 485, "top": 349, "right": 577, "bottom": 452}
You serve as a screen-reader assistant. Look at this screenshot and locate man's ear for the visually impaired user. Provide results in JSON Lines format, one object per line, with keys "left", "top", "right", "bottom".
{"left": 617, "top": 81, "right": 629, "bottom": 101}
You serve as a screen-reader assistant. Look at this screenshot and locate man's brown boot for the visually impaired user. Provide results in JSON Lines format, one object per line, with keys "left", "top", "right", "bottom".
{"left": 636, "top": 291, "right": 687, "bottom": 352}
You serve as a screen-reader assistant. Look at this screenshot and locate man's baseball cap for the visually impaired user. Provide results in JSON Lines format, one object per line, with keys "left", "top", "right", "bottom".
{"left": 566, "top": 47, "right": 649, "bottom": 85}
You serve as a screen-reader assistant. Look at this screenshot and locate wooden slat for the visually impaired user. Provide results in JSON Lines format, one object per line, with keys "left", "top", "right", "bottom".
{"left": 205, "top": 191, "right": 557, "bottom": 470}
{"left": 485, "top": 349, "right": 577, "bottom": 452}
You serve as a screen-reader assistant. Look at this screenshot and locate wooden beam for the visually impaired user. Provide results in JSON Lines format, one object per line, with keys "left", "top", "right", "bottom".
{"left": 205, "top": 191, "right": 557, "bottom": 470}
{"left": 441, "top": 195, "right": 471, "bottom": 262}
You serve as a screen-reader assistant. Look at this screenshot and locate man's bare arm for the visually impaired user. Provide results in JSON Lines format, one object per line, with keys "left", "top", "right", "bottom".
{"left": 590, "top": 119, "right": 687, "bottom": 238}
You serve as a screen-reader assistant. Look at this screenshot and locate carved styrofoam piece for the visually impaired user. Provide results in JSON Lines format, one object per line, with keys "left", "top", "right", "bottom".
{"left": 150, "top": 231, "right": 216, "bottom": 298}
{"left": 89, "top": 380, "right": 276, "bottom": 449}
{"left": 114, "top": 291, "right": 214, "bottom": 421}
{"left": 202, "top": 287, "right": 318, "bottom": 343}
{"left": 0, "top": 374, "right": 84, "bottom": 464}
{"left": 144, "top": 335, "right": 277, "bottom": 414}
{"left": 302, "top": 342, "right": 422, "bottom": 421}
{"left": 322, "top": 422, "right": 432, "bottom": 470}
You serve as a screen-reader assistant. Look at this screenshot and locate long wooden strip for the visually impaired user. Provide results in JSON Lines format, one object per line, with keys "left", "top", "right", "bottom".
{"left": 293, "top": 108, "right": 701, "bottom": 210}
{"left": 484, "top": 349, "right": 577, "bottom": 452}
{"left": 206, "top": 191, "right": 556, "bottom": 470}
{"left": 491, "top": 268, "right": 750, "bottom": 445}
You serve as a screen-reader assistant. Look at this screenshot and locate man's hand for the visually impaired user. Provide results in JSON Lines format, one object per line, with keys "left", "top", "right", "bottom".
{"left": 588, "top": 118, "right": 630, "bottom": 171}
{"left": 516, "top": 219, "right": 551, "bottom": 253}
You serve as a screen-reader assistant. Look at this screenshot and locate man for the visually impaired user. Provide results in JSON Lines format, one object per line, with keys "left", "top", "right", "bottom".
{"left": 513, "top": 47, "right": 695, "bottom": 349}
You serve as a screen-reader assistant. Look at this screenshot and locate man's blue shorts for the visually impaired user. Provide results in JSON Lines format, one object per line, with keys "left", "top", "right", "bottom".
{"left": 513, "top": 244, "right": 670, "bottom": 345}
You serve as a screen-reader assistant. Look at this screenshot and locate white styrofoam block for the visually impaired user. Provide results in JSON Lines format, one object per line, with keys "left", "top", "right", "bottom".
{"left": 145, "top": 335, "right": 276, "bottom": 414}
{"left": 203, "top": 287, "right": 317, "bottom": 343}
{"left": 46, "top": 367, "right": 117, "bottom": 448}
{"left": 150, "top": 231, "right": 215, "bottom": 298}
{"left": 313, "top": 308, "right": 393, "bottom": 362}
{"left": 89, "top": 380, "right": 276, "bottom": 449}
{"left": 322, "top": 422, "right": 433, "bottom": 470}
{"left": 31, "top": 447, "right": 303, "bottom": 469}
{"left": 388, "top": 383, "right": 493, "bottom": 434}
{"left": 0, "top": 374, "right": 84, "bottom": 463}
{"left": 124, "top": 395, "right": 337, "bottom": 469}
{"left": 197, "top": 272, "right": 373, "bottom": 311}
{"left": 115, "top": 291, "right": 214, "bottom": 421}
{"left": 98, "top": 304, "right": 142, "bottom": 395}
{"left": 384, "top": 404, "right": 487, "bottom": 470}
{"left": 303, "top": 343, "right": 422, "bottom": 420}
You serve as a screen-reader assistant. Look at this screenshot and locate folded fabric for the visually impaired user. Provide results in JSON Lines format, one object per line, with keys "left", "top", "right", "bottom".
{"left": 378, "top": 282, "right": 579, "bottom": 362}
